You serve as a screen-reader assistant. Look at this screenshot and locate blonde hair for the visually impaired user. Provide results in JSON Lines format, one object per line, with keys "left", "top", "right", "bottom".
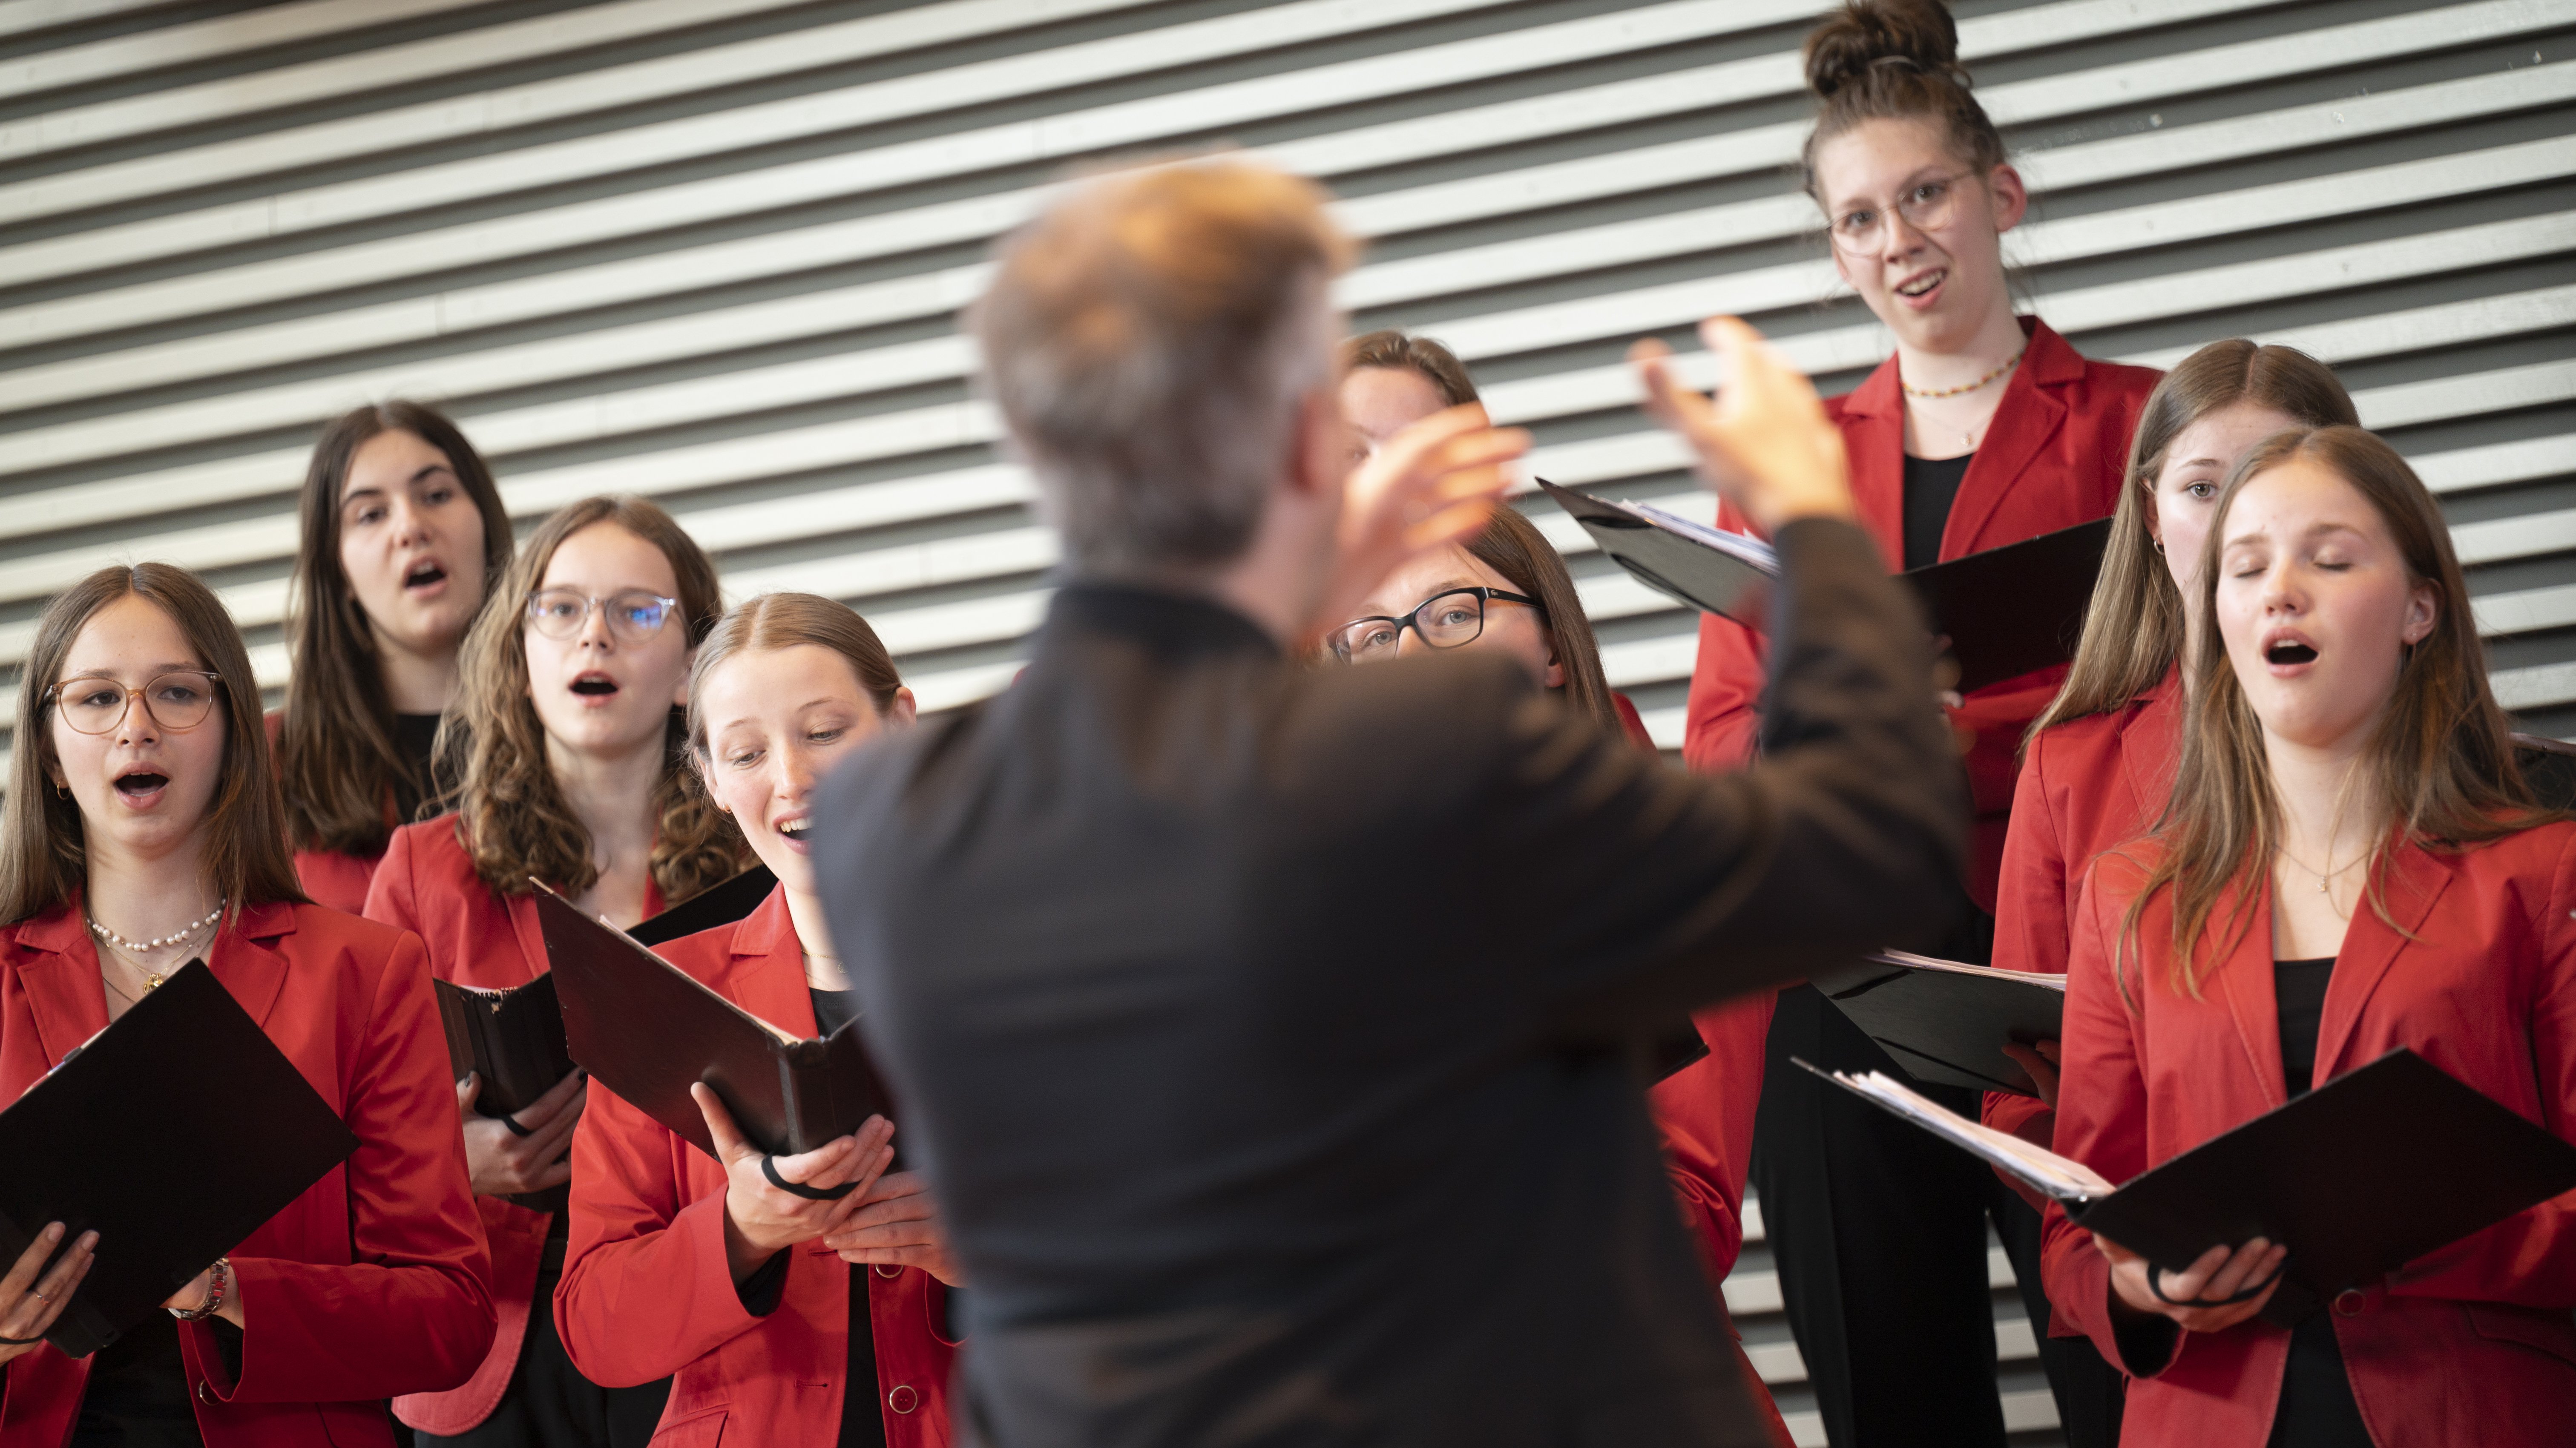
{"left": 2033, "top": 342, "right": 2359, "bottom": 738}
{"left": 686, "top": 593, "right": 906, "bottom": 757}
{"left": 971, "top": 157, "right": 1354, "bottom": 577}
{"left": 2117, "top": 427, "right": 2549, "bottom": 1000}
{"left": 442, "top": 496, "right": 743, "bottom": 903}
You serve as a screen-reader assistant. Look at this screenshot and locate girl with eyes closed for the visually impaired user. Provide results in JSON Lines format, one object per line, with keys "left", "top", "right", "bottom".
{"left": 0, "top": 563, "right": 492, "bottom": 1448}
{"left": 2042, "top": 427, "right": 2573, "bottom": 1448}
{"left": 273, "top": 402, "right": 514, "bottom": 915}
{"left": 556, "top": 592, "right": 960, "bottom": 1448}
{"left": 1671, "top": 4, "right": 2159, "bottom": 1442}
{"left": 364, "top": 497, "right": 745, "bottom": 1448}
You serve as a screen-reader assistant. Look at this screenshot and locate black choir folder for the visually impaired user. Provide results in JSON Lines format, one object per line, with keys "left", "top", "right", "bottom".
{"left": 530, "top": 882, "right": 896, "bottom": 1163}
{"left": 1541, "top": 479, "right": 2113, "bottom": 693}
{"left": 1801, "top": 1048, "right": 2576, "bottom": 1325}
{"left": 0, "top": 961, "right": 358, "bottom": 1356}
{"left": 430, "top": 865, "right": 779, "bottom": 1210}
{"left": 1810, "top": 951, "right": 2064, "bottom": 1097}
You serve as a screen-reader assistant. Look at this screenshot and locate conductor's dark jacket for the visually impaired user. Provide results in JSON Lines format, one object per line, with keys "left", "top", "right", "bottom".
{"left": 813, "top": 518, "right": 1966, "bottom": 1448}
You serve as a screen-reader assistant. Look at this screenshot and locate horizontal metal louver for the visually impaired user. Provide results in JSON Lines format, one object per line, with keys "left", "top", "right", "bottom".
{"left": 3, "top": 4, "right": 2570, "bottom": 1437}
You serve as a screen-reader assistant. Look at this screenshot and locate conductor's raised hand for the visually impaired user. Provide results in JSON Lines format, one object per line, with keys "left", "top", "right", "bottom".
{"left": 0, "top": 1223, "right": 94, "bottom": 1363}
{"left": 1631, "top": 317, "right": 1853, "bottom": 535}
{"left": 695, "top": 1082, "right": 895, "bottom": 1285}
{"left": 457, "top": 1066, "right": 586, "bottom": 1198}
{"left": 2096, "top": 1232, "right": 2287, "bottom": 1335}
{"left": 1314, "top": 403, "right": 1530, "bottom": 641}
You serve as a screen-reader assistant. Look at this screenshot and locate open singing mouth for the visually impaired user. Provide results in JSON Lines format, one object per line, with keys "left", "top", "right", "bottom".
{"left": 114, "top": 770, "right": 169, "bottom": 799}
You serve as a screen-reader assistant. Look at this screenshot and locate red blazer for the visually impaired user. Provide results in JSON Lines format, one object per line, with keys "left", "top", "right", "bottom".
{"left": 362, "top": 816, "right": 662, "bottom": 1435}
{"left": 0, "top": 898, "right": 494, "bottom": 1447}
{"left": 2044, "top": 825, "right": 2576, "bottom": 1446}
{"left": 556, "top": 885, "right": 957, "bottom": 1448}
{"left": 1981, "top": 669, "right": 2182, "bottom": 1180}
{"left": 1680, "top": 318, "right": 2160, "bottom": 909}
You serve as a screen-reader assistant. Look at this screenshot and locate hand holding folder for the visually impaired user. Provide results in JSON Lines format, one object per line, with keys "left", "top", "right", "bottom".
{"left": 1801, "top": 1048, "right": 2576, "bottom": 1325}
{"left": 0, "top": 962, "right": 359, "bottom": 1356}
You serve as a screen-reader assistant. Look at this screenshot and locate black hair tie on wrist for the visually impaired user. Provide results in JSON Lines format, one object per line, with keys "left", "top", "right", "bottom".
{"left": 2150, "top": 1259, "right": 2286, "bottom": 1308}
{"left": 762, "top": 1153, "right": 857, "bottom": 1201}
{"left": 0, "top": 1332, "right": 41, "bottom": 1345}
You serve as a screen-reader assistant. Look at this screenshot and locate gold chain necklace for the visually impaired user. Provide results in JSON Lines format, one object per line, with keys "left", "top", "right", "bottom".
{"left": 1900, "top": 347, "right": 2024, "bottom": 400}
{"left": 2277, "top": 845, "right": 2363, "bottom": 894}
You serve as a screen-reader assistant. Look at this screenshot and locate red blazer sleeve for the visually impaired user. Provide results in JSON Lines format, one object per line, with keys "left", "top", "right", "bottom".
{"left": 202, "top": 929, "right": 496, "bottom": 1403}
{"left": 555, "top": 1083, "right": 770, "bottom": 1386}
{"left": 1982, "top": 735, "right": 2070, "bottom": 1197}
{"left": 362, "top": 824, "right": 421, "bottom": 934}
{"left": 1647, "top": 990, "right": 1776, "bottom": 1281}
{"left": 2387, "top": 831, "right": 2576, "bottom": 1309}
{"left": 2041, "top": 860, "right": 2179, "bottom": 1377}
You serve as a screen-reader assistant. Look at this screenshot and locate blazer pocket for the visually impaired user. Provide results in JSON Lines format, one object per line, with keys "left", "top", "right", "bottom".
{"left": 2464, "top": 1302, "right": 2576, "bottom": 1369}
{"left": 651, "top": 1405, "right": 728, "bottom": 1447}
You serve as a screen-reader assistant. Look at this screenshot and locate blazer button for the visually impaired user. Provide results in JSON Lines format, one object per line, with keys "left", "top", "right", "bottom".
{"left": 2333, "top": 1289, "right": 2367, "bottom": 1317}
{"left": 887, "top": 1384, "right": 919, "bottom": 1414}
{"left": 873, "top": 1263, "right": 902, "bottom": 1279}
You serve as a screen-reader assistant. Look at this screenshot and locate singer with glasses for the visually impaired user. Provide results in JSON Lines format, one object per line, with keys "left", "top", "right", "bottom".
{"left": 1676, "top": 6, "right": 2160, "bottom": 1444}
{"left": 2041, "top": 427, "right": 2576, "bottom": 1448}
{"left": 365, "top": 497, "right": 745, "bottom": 1448}
{"left": 1, "top": 562, "right": 494, "bottom": 1447}
{"left": 271, "top": 402, "right": 514, "bottom": 915}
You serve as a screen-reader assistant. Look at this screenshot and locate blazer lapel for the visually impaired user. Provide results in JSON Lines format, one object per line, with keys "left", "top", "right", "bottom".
{"left": 2117, "top": 670, "right": 2184, "bottom": 829}
{"left": 507, "top": 894, "right": 553, "bottom": 984}
{"left": 2212, "top": 881, "right": 2289, "bottom": 1110}
{"left": 1943, "top": 319, "right": 2076, "bottom": 556}
{"left": 2315, "top": 844, "right": 2451, "bottom": 1081}
{"left": 1838, "top": 358, "right": 1908, "bottom": 567}
{"left": 12, "top": 905, "right": 110, "bottom": 1069}
{"left": 206, "top": 900, "right": 295, "bottom": 1027}
{"left": 724, "top": 888, "right": 821, "bottom": 1040}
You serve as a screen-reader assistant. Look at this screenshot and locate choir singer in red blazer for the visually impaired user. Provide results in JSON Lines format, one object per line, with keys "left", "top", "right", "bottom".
{"left": 366, "top": 497, "right": 742, "bottom": 1443}
{"left": 0, "top": 563, "right": 492, "bottom": 1447}
{"left": 558, "top": 592, "right": 960, "bottom": 1447}
{"left": 2044, "top": 427, "right": 2576, "bottom": 1446}
{"left": 1986, "top": 342, "right": 2358, "bottom": 1161}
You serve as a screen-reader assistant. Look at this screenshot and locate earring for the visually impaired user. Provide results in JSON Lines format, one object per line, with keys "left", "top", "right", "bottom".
{"left": 2152, "top": 538, "right": 2166, "bottom": 555}
{"left": 53, "top": 783, "right": 69, "bottom": 800}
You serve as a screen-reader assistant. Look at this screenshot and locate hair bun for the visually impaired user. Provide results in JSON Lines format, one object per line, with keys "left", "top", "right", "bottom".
{"left": 1804, "top": 0, "right": 1965, "bottom": 102}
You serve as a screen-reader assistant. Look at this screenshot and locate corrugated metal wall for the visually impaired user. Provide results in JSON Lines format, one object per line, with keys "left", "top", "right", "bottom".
{"left": 3, "top": 1, "right": 2570, "bottom": 1440}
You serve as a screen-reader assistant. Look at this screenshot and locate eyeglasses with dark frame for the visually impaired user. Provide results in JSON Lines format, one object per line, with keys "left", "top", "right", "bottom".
{"left": 1330, "top": 587, "right": 1544, "bottom": 663}
{"left": 45, "top": 671, "right": 225, "bottom": 735}
{"left": 1827, "top": 170, "right": 1971, "bottom": 256}
{"left": 525, "top": 589, "right": 681, "bottom": 642}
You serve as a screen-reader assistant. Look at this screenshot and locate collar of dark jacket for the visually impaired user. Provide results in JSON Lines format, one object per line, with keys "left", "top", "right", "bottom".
{"left": 1047, "top": 581, "right": 1282, "bottom": 660}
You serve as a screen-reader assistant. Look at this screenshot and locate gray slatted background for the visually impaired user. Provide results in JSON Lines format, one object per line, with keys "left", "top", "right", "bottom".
{"left": 3, "top": 1, "right": 2571, "bottom": 1440}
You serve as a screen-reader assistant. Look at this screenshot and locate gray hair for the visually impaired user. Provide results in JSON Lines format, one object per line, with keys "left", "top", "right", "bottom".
{"left": 970, "top": 158, "right": 1354, "bottom": 578}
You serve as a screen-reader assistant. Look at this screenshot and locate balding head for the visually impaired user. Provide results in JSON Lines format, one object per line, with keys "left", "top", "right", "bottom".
{"left": 971, "top": 158, "right": 1354, "bottom": 579}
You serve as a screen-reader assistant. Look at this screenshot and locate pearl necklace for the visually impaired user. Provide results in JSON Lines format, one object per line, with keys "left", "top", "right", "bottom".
{"left": 88, "top": 902, "right": 224, "bottom": 988}
{"left": 1900, "top": 347, "right": 2024, "bottom": 400}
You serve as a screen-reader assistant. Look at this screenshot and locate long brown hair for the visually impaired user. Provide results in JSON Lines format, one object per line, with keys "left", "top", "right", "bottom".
{"left": 2034, "top": 342, "right": 2359, "bottom": 737}
{"left": 2119, "top": 427, "right": 2547, "bottom": 998}
{"left": 443, "top": 496, "right": 741, "bottom": 904}
{"left": 1462, "top": 507, "right": 1621, "bottom": 732}
{"left": 1335, "top": 330, "right": 1621, "bottom": 730}
{"left": 3, "top": 565, "right": 306, "bottom": 925}
{"left": 277, "top": 402, "right": 513, "bottom": 856}
{"left": 686, "top": 593, "right": 907, "bottom": 758}
{"left": 1799, "top": 0, "right": 2005, "bottom": 203}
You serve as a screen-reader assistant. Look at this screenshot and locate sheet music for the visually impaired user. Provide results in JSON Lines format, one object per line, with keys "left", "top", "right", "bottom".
{"left": 1810, "top": 1064, "right": 2116, "bottom": 1206}
{"left": 1868, "top": 949, "right": 2070, "bottom": 991}
{"left": 1625, "top": 500, "right": 1778, "bottom": 572}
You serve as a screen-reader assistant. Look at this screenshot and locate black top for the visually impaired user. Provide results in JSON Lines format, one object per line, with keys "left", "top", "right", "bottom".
{"left": 391, "top": 711, "right": 444, "bottom": 824}
{"left": 1900, "top": 451, "right": 1974, "bottom": 572}
{"left": 730, "top": 986, "right": 884, "bottom": 1448}
{"left": 2268, "top": 955, "right": 2373, "bottom": 1448}
{"left": 2274, "top": 957, "right": 2336, "bottom": 1098}
{"left": 72, "top": 1313, "right": 242, "bottom": 1447}
{"left": 813, "top": 519, "right": 1965, "bottom": 1448}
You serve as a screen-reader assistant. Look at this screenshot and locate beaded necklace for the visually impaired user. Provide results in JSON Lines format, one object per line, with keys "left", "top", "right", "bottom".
{"left": 1899, "top": 347, "right": 2024, "bottom": 400}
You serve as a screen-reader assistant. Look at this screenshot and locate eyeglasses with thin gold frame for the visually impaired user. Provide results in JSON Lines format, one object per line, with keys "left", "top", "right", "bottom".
{"left": 44, "top": 671, "right": 224, "bottom": 735}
